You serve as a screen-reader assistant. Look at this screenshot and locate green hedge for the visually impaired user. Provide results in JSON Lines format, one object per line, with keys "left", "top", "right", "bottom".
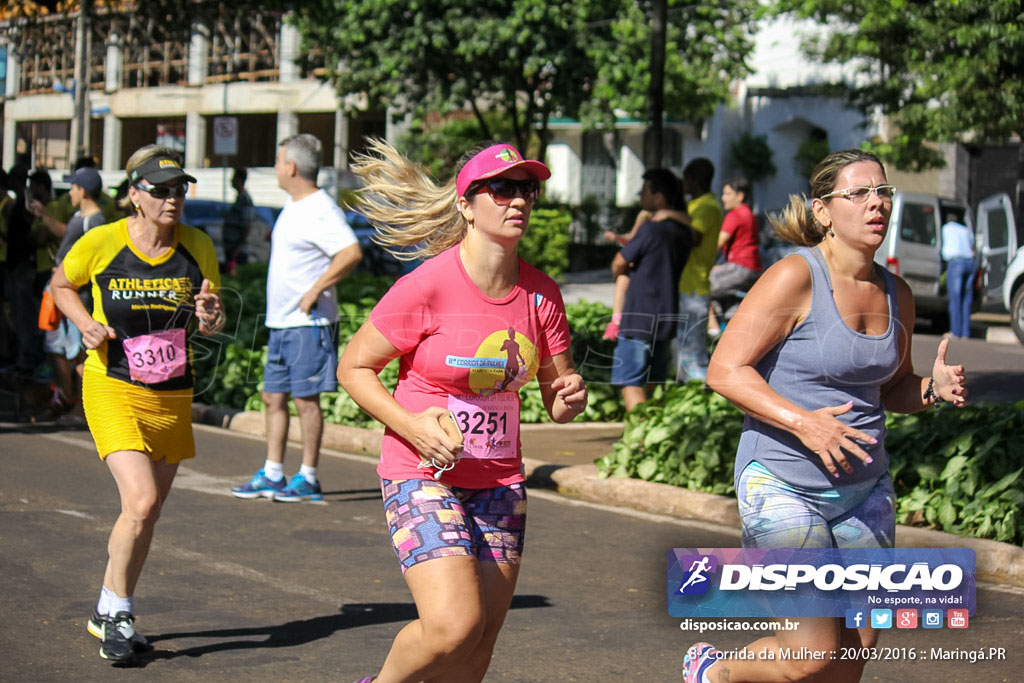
{"left": 596, "top": 384, "right": 1024, "bottom": 546}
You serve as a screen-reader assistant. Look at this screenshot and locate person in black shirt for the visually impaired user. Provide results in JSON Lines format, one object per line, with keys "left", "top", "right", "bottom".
{"left": 610, "top": 169, "right": 692, "bottom": 411}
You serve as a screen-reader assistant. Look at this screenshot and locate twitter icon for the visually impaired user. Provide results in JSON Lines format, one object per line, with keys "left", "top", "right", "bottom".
{"left": 870, "top": 609, "right": 892, "bottom": 628}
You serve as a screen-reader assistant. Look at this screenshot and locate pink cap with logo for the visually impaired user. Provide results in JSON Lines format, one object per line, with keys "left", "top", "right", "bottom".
{"left": 456, "top": 144, "right": 551, "bottom": 197}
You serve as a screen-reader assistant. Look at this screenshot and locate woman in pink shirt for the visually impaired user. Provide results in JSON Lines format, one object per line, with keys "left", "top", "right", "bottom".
{"left": 339, "top": 140, "right": 588, "bottom": 683}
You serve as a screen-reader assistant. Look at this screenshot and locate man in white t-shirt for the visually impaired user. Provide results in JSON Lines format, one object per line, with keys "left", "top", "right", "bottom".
{"left": 232, "top": 134, "right": 362, "bottom": 502}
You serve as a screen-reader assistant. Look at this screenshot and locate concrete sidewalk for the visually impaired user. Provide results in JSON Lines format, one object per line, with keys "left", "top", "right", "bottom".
{"left": 201, "top": 406, "right": 1024, "bottom": 589}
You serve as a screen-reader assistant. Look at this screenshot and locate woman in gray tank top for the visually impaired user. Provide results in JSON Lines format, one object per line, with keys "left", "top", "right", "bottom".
{"left": 682, "top": 150, "right": 968, "bottom": 683}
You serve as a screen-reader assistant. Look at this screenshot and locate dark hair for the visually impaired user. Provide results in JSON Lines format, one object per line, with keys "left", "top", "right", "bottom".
{"left": 73, "top": 155, "right": 97, "bottom": 170}
{"left": 642, "top": 168, "right": 684, "bottom": 209}
{"left": 683, "top": 157, "right": 714, "bottom": 193}
{"left": 28, "top": 169, "right": 52, "bottom": 199}
{"left": 233, "top": 167, "right": 248, "bottom": 184}
{"left": 724, "top": 177, "right": 751, "bottom": 202}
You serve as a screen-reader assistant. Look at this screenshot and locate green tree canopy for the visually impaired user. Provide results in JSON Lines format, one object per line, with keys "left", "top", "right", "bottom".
{"left": 581, "top": 0, "right": 757, "bottom": 128}
{"left": 293, "top": 0, "right": 601, "bottom": 162}
{"left": 774, "top": 0, "right": 1024, "bottom": 211}
{"left": 292, "top": 1, "right": 758, "bottom": 168}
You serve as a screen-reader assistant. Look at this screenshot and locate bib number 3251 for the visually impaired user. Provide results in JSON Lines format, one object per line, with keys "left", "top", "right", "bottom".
{"left": 122, "top": 329, "right": 187, "bottom": 384}
{"left": 446, "top": 393, "right": 519, "bottom": 459}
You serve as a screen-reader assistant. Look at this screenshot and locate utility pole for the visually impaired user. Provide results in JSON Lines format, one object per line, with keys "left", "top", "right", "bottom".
{"left": 644, "top": 0, "right": 666, "bottom": 169}
{"left": 69, "top": 0, "right": 92, "bottom": 164}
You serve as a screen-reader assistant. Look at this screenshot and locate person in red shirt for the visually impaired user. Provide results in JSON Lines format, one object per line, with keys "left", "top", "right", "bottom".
{"left": 709, "top": 177, "right": 763, "bottom": 325}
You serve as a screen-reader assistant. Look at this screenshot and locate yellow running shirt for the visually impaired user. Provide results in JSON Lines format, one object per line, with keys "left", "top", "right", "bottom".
{"left": 61, "top": 218, "right": 220, "bottom": 391}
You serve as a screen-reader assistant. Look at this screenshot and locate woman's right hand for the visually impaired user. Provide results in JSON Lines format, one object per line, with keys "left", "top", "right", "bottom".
{"left": 81, "top": 320, "right": 116, "bottom": 350}
{"left": 796, "top": 401, "right": 877, "bottom": 478}
{"left": 406, "top": 406, "right": 464, "bottom": 467}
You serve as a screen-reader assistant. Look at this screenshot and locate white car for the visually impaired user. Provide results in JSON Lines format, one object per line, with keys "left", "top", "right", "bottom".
{"left": 1003, "top": 245, "right": 1024, "bottom": 344}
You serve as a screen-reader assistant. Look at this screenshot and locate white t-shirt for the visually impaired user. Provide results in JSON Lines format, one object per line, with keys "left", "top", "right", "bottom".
{"left": 941, "top": 220, "right": 975, "bottom": 262}
{"left": 265, "top": 189, "right": 357, "bottom": 328}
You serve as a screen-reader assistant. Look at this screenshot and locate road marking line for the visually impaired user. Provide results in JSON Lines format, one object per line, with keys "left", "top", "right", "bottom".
{"left": 55, "top": 509, "right": 96, "bottom": 520}
{"left": 152, "top": 544, "right": 346, "bottom": 606}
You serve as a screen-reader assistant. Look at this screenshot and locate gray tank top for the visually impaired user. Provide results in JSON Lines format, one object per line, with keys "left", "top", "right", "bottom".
{"left": 733, "top": 247, "right": 900, "bottom": 490}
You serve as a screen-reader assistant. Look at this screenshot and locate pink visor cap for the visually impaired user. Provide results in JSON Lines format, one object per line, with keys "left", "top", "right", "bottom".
{"left": 455, "top": 144, "right": 551, "bottom": 197}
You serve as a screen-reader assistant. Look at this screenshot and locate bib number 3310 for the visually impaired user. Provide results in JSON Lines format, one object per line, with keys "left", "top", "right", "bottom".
{"left": 447, "top": 393, "right": 519, "bottom": 459}
{"left": 122, "top": 329, "right": 187, "bottom": 384}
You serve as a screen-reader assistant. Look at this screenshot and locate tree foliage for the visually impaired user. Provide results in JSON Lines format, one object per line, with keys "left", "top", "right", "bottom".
{"left": 773, "top": 0, "right": 1024, "bottom": 175}
{"left": 292, "top": 1, "right": 758, "bottom": 165}
{"left": 292, "top": 0, "right": 599, "bottom": 161}
{"left": 581, "top": 0, "right": 758, "bottom": 128}
{"left": 729, "top": 131, "right": 777, "bottom": 182}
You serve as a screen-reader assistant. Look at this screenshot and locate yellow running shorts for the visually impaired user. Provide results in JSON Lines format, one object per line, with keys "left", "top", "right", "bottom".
{"left": 82, "top": 364, "right": 195, "bottom": 464}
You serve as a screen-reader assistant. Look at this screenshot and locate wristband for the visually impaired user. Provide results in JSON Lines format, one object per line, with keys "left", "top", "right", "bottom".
{"left": 922, "top": 377, "right": 944, "bottom": 405}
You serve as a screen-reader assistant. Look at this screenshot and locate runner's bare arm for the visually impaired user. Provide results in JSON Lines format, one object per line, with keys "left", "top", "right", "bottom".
{"left": 536, "top": 350, "right": 587, "bottom": 423}
{"left": 50, "top": 264, "right": 115, "bottom": 348}
{"left": 338, "top": 319, "right": 461, "bottom": 464}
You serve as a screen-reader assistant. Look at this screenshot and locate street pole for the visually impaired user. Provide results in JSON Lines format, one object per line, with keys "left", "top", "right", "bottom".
{"left": 644, "top": 0, "right": 666, "bottom": 170}
{"left": 69, "top": 0, "right": 92, "bottom": 165}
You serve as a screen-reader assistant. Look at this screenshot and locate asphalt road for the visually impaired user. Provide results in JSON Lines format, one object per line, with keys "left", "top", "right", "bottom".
{"left": 2, "top": 422, "right": 1023, "bottom": 682}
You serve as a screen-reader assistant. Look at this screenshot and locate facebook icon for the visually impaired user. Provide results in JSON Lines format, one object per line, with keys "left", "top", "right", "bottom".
{"left": 845, "top": 609, "right": 866, "bottom": 629}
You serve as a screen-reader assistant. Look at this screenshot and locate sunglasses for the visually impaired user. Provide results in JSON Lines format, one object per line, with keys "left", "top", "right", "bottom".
{"left": 820, "top": 184, "right": 896, "bottom": 203}
{"left": 471, "top": 178, "right": 540, "bottom": 203}
{"left": 136, "top": 182, "right": 188, "bottom": 199}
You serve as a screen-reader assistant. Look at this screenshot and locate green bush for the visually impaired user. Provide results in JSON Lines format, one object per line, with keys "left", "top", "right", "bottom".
{"left": 595, "top": 383, "right": 743, "bottom": 495}
{"left": 887, "top": 402, "right": 1024, "bottom": 545}
{"left": 518, "top": 205, "right": 571, "bottom": 278}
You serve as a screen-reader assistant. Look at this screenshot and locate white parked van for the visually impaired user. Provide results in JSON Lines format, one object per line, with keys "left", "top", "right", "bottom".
{"left": 1002, "top": 245, "right": 1024, "bottom": 344}
{"left": 874, "top": 191, "right": 1017, "bottom": 327}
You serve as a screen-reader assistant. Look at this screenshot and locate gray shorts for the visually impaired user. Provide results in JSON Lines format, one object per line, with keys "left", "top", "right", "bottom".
{"left": 709, "top": 262, "right": 760, "bottom": 298}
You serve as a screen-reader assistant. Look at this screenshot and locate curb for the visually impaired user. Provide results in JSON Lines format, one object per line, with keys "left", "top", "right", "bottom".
{"left": 208, "top": 408, "right": 1024, "bottom": 588}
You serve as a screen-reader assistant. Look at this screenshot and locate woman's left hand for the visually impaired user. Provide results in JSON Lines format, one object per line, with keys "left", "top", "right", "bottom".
{"left": 194, "top": 278, "right": 225, "bottom": 334}
{"left": 931, "top": 338, "right": 967, "bottom": 407}
{"left": 552, "top": 372, "right": 588, "bottom": 416}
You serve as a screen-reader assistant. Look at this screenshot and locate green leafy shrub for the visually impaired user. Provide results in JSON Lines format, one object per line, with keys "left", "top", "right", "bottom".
{"left": 518, "top": 205, "right": 571, "bottom": 278}
{"left": 596, "top": 383, "right": 743, "bottom": 494}
{"left": 887, "top": 402, "right": 1024, "bottom": 544}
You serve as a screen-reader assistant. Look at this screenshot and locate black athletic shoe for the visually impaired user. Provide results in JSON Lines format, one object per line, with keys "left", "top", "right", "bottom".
{"left": 88, "top": 609, "right": 151, "bottom": 653}
{"left": 90, "top": 611, "right": 141, "bottom": 663}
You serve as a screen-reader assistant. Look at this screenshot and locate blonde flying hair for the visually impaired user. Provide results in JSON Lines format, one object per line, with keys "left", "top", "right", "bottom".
{"left": 349, "top": 138, "right": 496, "bottom": 261}
{"left": 118, "top": 144, "right": 183, "bottom": 212}
{"left": 769, "top": 148, "right": 884, "bottom": 247}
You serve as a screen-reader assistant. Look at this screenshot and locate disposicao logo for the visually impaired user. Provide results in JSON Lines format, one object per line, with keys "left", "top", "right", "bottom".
{"left": 667, "top": 548, "right": 976, "bottom": 619}
{"left": 677, "top": 555, "right": 718, "bottom": 596}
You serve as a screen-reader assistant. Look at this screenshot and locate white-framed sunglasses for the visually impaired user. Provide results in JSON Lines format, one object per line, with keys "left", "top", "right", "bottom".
{"left": 820, "top": 185, "right": 896, "bottom": 203}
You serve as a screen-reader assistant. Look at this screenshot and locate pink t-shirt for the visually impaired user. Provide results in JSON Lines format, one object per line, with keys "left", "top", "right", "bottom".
{"left": 721, "top": 203, "right": 762, "bottom": 271}
{"left": 369, "top": 244, "right": 571, "bottom": 488}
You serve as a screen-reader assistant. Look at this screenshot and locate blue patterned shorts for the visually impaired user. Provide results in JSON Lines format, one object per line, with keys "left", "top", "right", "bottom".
{"left": 737, "top": 461, "right": 895, "bottom": 549}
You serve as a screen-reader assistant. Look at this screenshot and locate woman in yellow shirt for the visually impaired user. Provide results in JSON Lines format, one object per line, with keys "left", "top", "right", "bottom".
{"left": 51, "top": 145, "right": 224, "bottom": 665}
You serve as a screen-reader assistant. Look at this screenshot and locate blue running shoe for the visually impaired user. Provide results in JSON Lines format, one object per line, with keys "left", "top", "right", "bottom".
{"left": 273, "top": 473, "right": 323, "bottom": 502}
{"left": 231, "top": 469, "right": 287, "bottom": 499}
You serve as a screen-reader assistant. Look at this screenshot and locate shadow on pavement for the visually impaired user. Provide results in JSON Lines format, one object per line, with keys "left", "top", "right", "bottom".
{"left": 136, "top": 596, "right": 551, "bottom": 665}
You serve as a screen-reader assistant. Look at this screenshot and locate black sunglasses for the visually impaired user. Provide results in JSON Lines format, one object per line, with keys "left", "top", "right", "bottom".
{"left": 471, "top": 178, "right": 540, "bottom": 203}
{"left": 136, "top": 182, "right": 188, "bottom": 199}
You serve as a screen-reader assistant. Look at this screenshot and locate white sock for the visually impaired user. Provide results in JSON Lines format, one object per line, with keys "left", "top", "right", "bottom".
{"left": 264, "top": 460, "right": 284, "bottom": 481}
{"left": 98, "top": 585, "right": 134, "bottom": 616}
{"left": 300, "top": 464, "right": 318, "bottom": 485}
